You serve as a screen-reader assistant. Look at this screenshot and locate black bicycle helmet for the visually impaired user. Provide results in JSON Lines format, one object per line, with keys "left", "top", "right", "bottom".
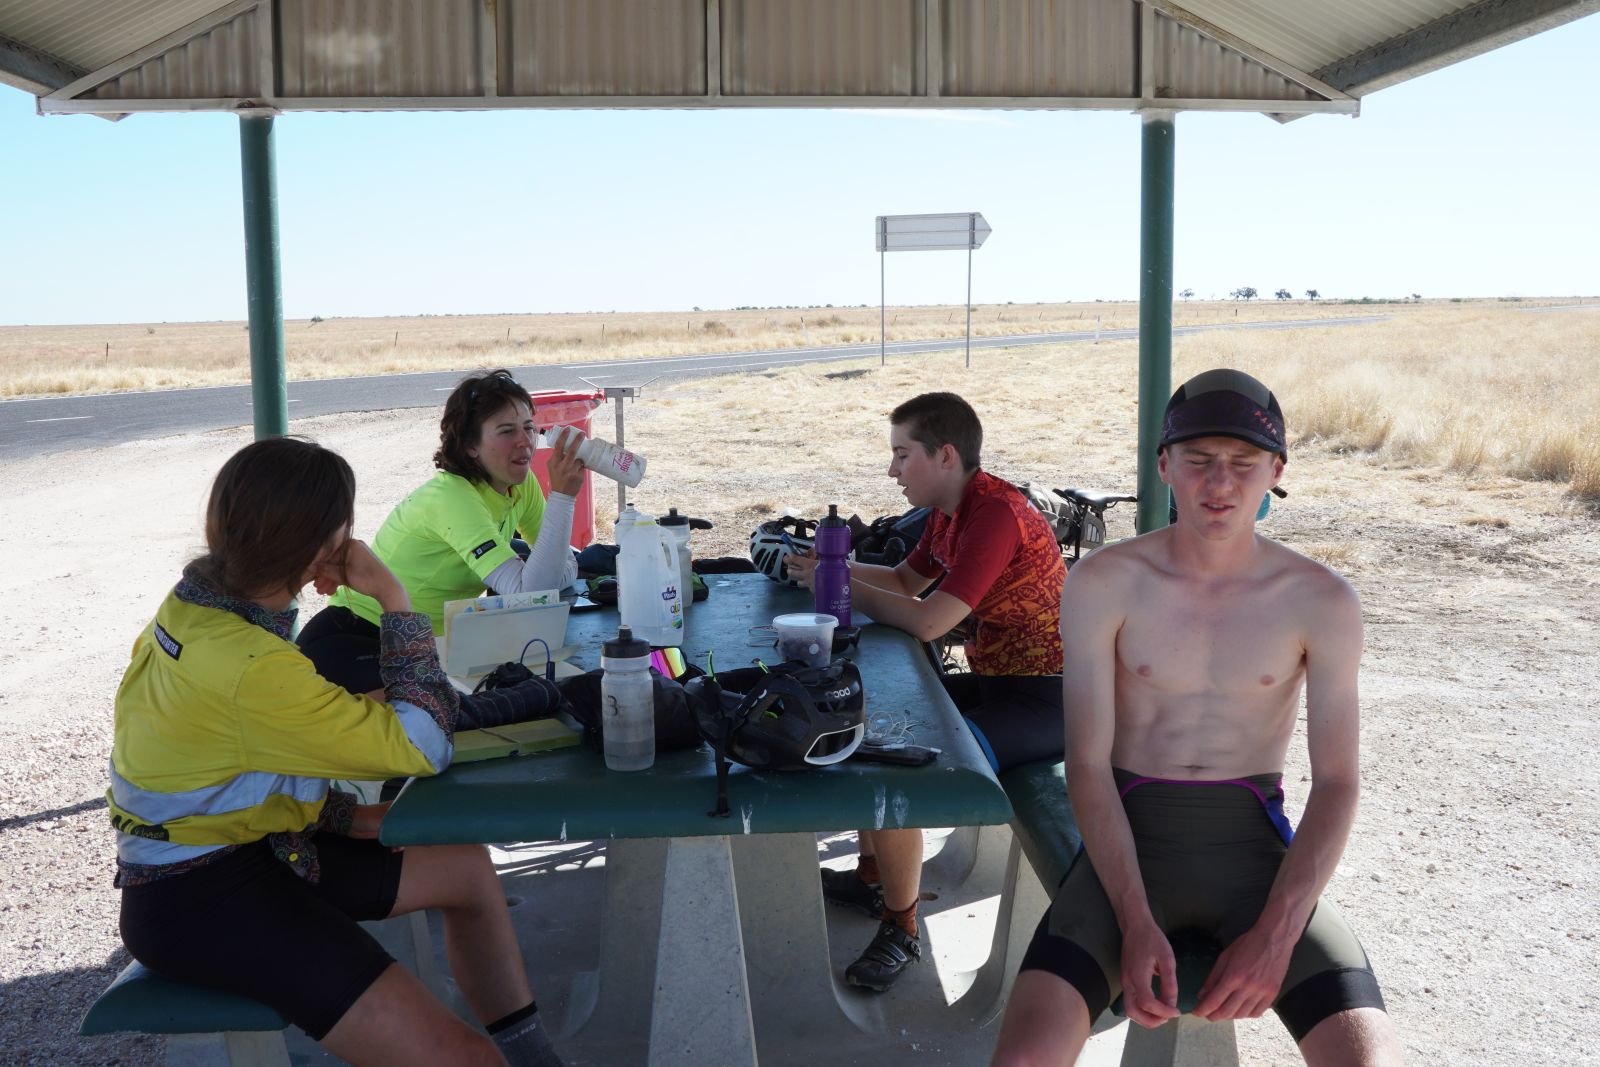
{"left": 688, "top": 661, "right": 865, "bottom": 771}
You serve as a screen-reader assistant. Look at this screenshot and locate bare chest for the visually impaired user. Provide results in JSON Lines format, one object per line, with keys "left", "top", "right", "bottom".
{"left": 1116, "top": 582, "right": 1306, "bottom": 698}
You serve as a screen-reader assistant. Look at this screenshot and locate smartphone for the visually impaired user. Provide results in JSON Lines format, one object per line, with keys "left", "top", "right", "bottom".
{"left": 852, "top": 743, "right": 939, "bottom": 767}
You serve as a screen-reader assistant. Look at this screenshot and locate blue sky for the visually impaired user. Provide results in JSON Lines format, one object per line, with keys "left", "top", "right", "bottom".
{"left": 1, "top": 14, "right": 1596, "bottom": 326}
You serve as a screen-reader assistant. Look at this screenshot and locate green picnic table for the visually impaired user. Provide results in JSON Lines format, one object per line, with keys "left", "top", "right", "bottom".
{"left": 380, "top": 573, "right": 1014, "bottom": 1066}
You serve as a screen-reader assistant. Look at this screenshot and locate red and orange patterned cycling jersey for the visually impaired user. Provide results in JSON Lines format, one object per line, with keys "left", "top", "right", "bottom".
{"left": 906, "top": 470, "right": 1065, "bottom": 676}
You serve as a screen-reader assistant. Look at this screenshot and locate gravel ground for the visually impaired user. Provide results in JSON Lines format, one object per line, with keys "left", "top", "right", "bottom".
{"left": 3, "top": 348, "right": 1597, "bottom": 1064}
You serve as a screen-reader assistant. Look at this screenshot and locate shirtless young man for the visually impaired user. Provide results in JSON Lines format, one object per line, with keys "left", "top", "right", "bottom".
{"left": 991, "top": 370, "right": 1403, "bottom": 1066}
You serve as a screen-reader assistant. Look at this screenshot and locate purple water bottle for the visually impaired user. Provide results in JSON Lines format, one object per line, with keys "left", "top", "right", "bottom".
{"left": 813, "top": 504, "right": 852, "bottom": 628}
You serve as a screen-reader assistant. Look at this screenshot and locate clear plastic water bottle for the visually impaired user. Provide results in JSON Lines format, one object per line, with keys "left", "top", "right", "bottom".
{"left": 548, "top": 426, "right": 647, "bottom": 488}
{"left": 601, "top": 625, "right": 654, "bottom": 771}
{"left": 813, "top": 503, "right": 852, "bottom": 628}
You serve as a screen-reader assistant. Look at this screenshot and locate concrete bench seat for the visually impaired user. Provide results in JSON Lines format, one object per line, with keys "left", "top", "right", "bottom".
{"left": 79, "top": 961, "right": 291, "bottom": 1066}
{"left": 998, "top": 759, "right": 1241, "bottom": 1067}
{"left": 79, "top": 911, "right": 438, "bottom": 1066}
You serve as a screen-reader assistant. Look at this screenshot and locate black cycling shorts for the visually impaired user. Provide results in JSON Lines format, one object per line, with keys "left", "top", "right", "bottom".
{"left": 1019, "top": 770, "right": 1386, "bottom": 1043}
{"left": 940, "top": 672, "right": 1064, "bottom": 773}
{"left": 119, "top": 833, "right": 404, "bottom": 1040}
{"left": 297, "top": 605, "right": 384, "bottom": 696}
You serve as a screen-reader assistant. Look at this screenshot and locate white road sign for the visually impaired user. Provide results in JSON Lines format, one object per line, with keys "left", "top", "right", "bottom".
{"left": 875, "top": 212, "right": 992, "bottom": 252}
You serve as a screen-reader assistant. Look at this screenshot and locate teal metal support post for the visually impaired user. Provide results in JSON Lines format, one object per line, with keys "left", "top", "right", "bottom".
{"left": 1135, "top": 111, "right": 1175, "bottom": 534}
{"left": 240, "top": 114, "right": 287, "bottom": 439}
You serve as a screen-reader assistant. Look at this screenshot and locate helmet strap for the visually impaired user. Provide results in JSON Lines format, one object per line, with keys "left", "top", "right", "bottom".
{"left": 708, "top": 743, "right": 732, "bottom": 819}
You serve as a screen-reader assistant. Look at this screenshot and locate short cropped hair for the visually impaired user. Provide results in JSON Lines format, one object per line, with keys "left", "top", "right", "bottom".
{"left": 890, "top": 392, "right": 982, "bottom": 473}
{"left": 434, "top": 369, "right": 534, "bottom": 484}
{"left": 193, "top": 437, "right": 355, "bottom": 600}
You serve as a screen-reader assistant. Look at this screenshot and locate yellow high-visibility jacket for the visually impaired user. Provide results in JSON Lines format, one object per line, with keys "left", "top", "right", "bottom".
{"left": 109, "top": 582, "right": 454, "bottom": 868}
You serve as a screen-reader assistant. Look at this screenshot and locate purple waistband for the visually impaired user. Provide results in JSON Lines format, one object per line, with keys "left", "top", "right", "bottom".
{"left": 1117, "top": 773, "right": 1279, "bottom": 807}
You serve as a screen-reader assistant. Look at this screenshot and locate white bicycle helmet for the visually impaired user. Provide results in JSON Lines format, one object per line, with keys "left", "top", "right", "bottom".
{"left": 749, "top": 516, "right": 817, "bottom": 588}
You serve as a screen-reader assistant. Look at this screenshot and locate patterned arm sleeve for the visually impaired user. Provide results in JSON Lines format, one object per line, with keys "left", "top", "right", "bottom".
{"left": 316, "top": 788, "right": 358, "bottom": 835}
{"left": 379, "top": 610, "right": 461, "bottom": 740}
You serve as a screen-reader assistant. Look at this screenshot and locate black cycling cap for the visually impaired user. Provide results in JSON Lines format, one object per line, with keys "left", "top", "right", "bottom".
{"left": 1159, "top": 368, "right": 1287, "bottom": 461}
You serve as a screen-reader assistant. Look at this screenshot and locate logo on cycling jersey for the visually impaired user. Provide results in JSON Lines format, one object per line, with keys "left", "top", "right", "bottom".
{"left": 153, "top": 623, "right": 182, "bottom": 660}
{"left": 471, "top": 539, "right": 497, "bottom": 559}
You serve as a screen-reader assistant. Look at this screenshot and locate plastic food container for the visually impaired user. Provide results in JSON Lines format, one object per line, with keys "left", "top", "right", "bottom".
{"left": 771, "top": 612, "right": 837, "bottom": 668}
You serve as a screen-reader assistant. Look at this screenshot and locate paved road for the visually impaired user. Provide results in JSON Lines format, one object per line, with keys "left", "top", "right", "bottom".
{"left": 0, "top": 315, "right": 1388, "bottom": 461}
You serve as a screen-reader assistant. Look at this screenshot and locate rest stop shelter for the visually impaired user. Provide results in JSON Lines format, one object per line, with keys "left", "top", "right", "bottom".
{"left": 2, "top": 0, "right": 1595, "bottom": 531}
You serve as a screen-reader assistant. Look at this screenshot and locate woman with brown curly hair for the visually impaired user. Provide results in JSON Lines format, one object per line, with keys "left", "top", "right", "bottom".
{"left": 299, "top": 369, "right": 587, "bottom": 696}
{"left": 112, "top": 436, "right": 566, "bottom": 1066}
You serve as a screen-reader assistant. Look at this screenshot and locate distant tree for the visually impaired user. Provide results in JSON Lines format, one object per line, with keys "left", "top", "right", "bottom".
{"left": 1179, "top": 288, "right": 1195, "bottom": 300}
{"left": 1305, "top": 289, "right": 1319, "bottom": 301}
{"left": 1412, "top": 293, "right": 1422, "bottom": 302}
{"left": 1230, "top": 287, "right": 1258, "bottom": 301}
{"left": 1274, "top": 289, "right": 1292, "bottom": 300}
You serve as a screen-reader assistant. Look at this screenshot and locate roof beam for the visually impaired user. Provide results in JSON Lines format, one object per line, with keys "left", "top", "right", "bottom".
{"left": 1316, "top": 0, "right": 1600, "bottom": 95}
{"left": 1142, "top": 1, "right": 1354, "bottom": 103}
{"left": 37, "top": 93, "right": 1360, "bottom": 117}
{"left": 0, "top": 31, "right": 88, "bottom": 96}
{"left": 46, "top": 0, "right": 264, "bottom": 104}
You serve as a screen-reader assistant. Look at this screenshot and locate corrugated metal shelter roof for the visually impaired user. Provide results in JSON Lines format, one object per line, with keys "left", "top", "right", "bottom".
{"left": 3, "top": 0, "right": 1594, "bottom": 119}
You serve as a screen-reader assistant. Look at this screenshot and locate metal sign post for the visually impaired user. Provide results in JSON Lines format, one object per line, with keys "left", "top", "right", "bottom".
{"left": 604, "top": 385, "right": 640, "bottom": 519}
{"left": 580, "top": 377, "right": 657, "bottom": 521}
{"left": 875, "top": 212, "right": 992, "bottom": 369}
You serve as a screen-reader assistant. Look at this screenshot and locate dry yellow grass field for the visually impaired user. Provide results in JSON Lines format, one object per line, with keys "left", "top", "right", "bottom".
{"left": 0, "top": 298, "right": 1514, "bottom": 399}
{"left": 622, "top": 306, "right": 1600, "bottom": 512}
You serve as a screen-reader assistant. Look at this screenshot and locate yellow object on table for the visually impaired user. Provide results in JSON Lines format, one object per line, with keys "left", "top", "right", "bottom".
{"left": 452, "top": 718, "right": 581, "bottom": 763}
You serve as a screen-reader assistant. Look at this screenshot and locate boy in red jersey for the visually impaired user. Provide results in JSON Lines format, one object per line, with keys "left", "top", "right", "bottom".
{"left": 788, "top": 392, "right": 1066, "bottom": 991}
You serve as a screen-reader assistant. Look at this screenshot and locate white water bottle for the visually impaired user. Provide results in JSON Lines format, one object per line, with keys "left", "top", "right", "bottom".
{"left": 548, "top": 426, "right": 647, "bottom": 488}
{"left": 657, "top": 508, "right": 696, "bottom": 616}
{"left": 601, "top": 626, "right": 655, "bottom": 771}
{"left": 616, "top": 513, "right": 683, "bottom": 647}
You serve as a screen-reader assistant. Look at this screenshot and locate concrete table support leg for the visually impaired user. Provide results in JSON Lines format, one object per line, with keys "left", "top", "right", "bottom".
{"left": 731, "top": 832, "right": 864, "bottom": 1042}
{"left": 1120, "top": 1015, "right": 1239, "bottom": 1067}
{"left": 648, "top": 836, "right": 758, "bottom": 1067}
{"left": 164, "top": 1031, "right": 290, "bottom": 1067}
{"left": 959, "top": 825, "right": 1049, "bottom": 1026}
{"left": 561, "top": 838, "right": 667, "bottom": 1060}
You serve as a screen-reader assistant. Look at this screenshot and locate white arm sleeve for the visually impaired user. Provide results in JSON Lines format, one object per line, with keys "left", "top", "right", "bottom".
{"left": 482, "top": 493, "right": 578, "bottom": 595}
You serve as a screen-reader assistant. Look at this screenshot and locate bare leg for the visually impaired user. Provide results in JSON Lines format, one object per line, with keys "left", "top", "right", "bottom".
{"left": 1298, "top": 1006, "right": 1404, "bottom": 1067}
{"left": 321, "top": 962, "right": 503, "bottom": 1067}
{"left": 869, "top": 827, "right": 924, "bottom": 912}
{"left": 390, "top": 843, "right": 535, "bottom": 1026}
{"left": 990, "top": 970, "right": 1091, "bottom": 1067}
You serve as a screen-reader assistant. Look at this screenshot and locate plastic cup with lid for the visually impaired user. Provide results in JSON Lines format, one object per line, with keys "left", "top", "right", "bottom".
{"left": 771, "top": 612, "right": 837, "bottom": 668}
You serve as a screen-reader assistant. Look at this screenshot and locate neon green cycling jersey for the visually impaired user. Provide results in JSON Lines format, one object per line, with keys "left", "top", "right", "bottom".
{"left": 334, "top": 470, "right": 546, "bottom": 634}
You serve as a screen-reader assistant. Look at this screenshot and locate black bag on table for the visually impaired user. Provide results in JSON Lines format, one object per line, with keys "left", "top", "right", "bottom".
{"left": 556, "top": 667, "right": 708, "bottom": 753}
{"left": 849, "top": 506, "right": 932, "bottom": 567}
